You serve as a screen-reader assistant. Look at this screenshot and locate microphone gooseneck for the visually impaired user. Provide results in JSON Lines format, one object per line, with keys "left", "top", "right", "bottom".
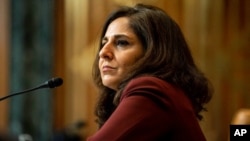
{"left": 0, "top": 77, "right": 63, "bottom": 101}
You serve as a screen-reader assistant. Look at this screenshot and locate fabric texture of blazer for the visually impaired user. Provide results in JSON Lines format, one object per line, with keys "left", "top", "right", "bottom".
{"left": 87, "top": 76, "right": 206, "bottom": 141}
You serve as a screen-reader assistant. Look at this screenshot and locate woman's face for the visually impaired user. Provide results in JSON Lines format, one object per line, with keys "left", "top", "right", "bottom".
{"left": 99, "top": 17, "right": 144, "bottom": 90}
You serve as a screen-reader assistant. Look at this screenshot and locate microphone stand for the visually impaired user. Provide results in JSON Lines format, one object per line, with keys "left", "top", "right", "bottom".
{"left": 0, "top": 77, "right": 63, "bottom": 101}
{"left": 0, "top": 85, "right": 44, "bottom": 101}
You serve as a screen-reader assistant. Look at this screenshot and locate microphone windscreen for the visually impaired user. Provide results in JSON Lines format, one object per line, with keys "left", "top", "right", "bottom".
{"left": 48, "top": 77, "right": 63, "bottom": 88}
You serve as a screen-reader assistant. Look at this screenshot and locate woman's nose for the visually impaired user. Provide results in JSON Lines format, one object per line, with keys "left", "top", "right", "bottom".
{"left": 99, "top": 43, "right": 113, "bottom": 60}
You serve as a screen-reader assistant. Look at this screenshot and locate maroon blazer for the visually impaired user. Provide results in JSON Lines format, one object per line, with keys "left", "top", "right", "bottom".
{"left": 87, "top": 76, "right": 206, "bottom": 141}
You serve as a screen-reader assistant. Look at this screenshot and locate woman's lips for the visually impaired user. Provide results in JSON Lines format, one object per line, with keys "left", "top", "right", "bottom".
{"left": 102, "top": 65, "right": 116, "bottom": 72}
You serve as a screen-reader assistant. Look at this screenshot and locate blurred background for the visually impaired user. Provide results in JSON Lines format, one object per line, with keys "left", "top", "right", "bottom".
{"left": 0, "top": 0, "right": 249, "bottom": 141}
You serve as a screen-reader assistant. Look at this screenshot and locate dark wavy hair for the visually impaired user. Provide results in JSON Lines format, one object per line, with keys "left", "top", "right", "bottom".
{"left": 92, "top": 4, "right": 213, "bottom": 127}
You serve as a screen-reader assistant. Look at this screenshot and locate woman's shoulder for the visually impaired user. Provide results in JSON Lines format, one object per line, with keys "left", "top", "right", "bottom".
{"left": 124, "top": 76, "right": 172, "bottom": 90}
{"left": 121, "top": 75, "right": 193, "bottom": 112}
{"left": 121, "top": 76, "right": 195, "bottom": 116}
{"left": 131, "top": 75, "right": 164, "bottom": 82}
{"left": 122, "top": 76, "right": 181, "bottom": 99}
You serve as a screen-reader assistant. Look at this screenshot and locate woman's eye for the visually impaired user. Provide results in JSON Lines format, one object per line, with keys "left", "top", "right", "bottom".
{"left": 101, "top": 40, "right": 107, "bottom": 47}
{"left": 116, "top": 40, "right": 129, "bottom": 47}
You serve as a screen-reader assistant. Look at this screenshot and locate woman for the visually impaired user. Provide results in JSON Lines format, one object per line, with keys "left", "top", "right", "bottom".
{"left": 88, "top": 3, "right": 213, "bottom": 141}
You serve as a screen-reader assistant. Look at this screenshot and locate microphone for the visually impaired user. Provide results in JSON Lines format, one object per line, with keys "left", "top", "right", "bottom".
{"left": 0, "top": 77, "right": 63, "bottom": 101}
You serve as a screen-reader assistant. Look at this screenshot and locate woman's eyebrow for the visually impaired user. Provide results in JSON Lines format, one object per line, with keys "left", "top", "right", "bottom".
{"left": 103, "top": 33, "right": 132, "bottom": 39}
{"left": 114, "top": 34, "right": 136, "bottom": 40}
